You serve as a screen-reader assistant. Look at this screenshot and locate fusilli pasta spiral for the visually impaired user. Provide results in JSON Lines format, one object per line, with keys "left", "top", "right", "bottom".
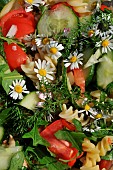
{"left": 96, "top": 136, "right": 113, "bottom": 156}
{"left": 59, "top": 104, "right": 90, "bottom": 126}
{"left": 80, "top": 138, "right": 100, "bottom": 169}
{"left": 21, "top": 58, "right": 37, "bottom": 83}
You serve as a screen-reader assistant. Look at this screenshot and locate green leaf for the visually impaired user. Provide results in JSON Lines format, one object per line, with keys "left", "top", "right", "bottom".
{"left": 72, "top": 119, "right": 82, "bottom": 131}
{"left": 101, "top": 150, "right": 113, "bottom": 160}
{"left": 55, "top": 130, "right": 81, "bottom": 151}
{"left": 25, "top": 146, "right": 68, "bottom": 170}
{"left": 9, "top": 151, "right": 24, "bottom": 170}
{"left": 39, "top": 156, "right": 68, "bottom": 170}
{"left": 0, "top": 108, "right": 12, "bottom": 125}
{"left": 2, "top": 70, "right": 23, "bottom": 94}
{"left": 22, "top": 123, "right": 49, "bottom": 146}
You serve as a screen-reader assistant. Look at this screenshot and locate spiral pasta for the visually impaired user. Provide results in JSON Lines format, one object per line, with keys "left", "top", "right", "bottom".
{"left": 80, "top": 165, "right": 99, "bottom": 170}
{"left": 21, "top": 58, "right": 38, "bottom": 83}
{"left": 96, "top": 136, "right": 113, "bottom": 156}
{"left": 59, "top": 104, "right": 90, "bottom": 126}
{"left": 80, "top": 138, "right": 100, "bottom": 170}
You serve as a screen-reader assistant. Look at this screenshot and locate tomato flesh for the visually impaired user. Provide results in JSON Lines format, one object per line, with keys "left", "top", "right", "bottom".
{"left": 0, "top": 9, "right": 35, "bottom": 38}
{"left": 99, "top": 160, "right": 113, "bottom": 170}
{"left": 4, "top": 42, "right": 28, "bottom": 71}
{"left": 40, "top": 119, "right": 78, "bottom": 166}
{"left": 73, "top": 68, "right": 85, "bottom": 93}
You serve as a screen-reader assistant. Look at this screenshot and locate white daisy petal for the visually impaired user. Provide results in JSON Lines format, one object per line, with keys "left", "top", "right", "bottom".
{"left": 9, "top": 79, "right": 29, "bottom": 100}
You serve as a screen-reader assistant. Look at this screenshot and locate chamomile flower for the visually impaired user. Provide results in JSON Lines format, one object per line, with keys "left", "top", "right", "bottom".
{"left": 9, "top": 79, "right": 29, "bottom": 100}
{"left": 95, "top": 24, "right": 113, "bottom": 37}
{"left": 23, "top": 34, "right": 37, "bottom": 51}
{"left": 95, "top": 36, "right": 113, "bottom": 53}
{"left": 35, "top": 34, "right": 53, "bottom": 51}
{"left": 46, "top": 41, "right": 64, "bottom": 61}
{"left": 63, "top": 50, "right": 83, "bottom": 70}
{"left": 78, "top": 104, "right": 96, "bottom": 116}
{"left": 34, "top": 59, "right": 56, "bottom": 82}
{"left": 25, "top": 0, "right": 45, "bottom": 12}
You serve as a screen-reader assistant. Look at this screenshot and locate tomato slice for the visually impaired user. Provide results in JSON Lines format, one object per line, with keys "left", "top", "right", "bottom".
{"left": 99, "top": 159, "right": 113, "bottom": 170}
{"left": 41, "top": 120, "right": 63, "bottom": 137}
{"left": 73, "top": 68, "right": 85, "bottom": 93}
{"left": 40, "top": 120, "right": 78, "bottom": 164}
{"left": 4, "top": 42, "right": 28, "bottom": 71}
{"left": 61, "top": 119, "right": 76, "bottom": 131}
{"left": 0, "top": 9, "right": 35, "bottom": 38}
{"left": 47, "top": 137, "right": 77, "bottom": 160}
{"left": 100, "top": 5, "right": 110, "bottom": 11}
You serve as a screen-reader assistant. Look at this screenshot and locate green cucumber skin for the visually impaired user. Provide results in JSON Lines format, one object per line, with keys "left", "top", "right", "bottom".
{"left": 82, "top": 48, "right": 95, "bottom": 86}
{"left": 19, "top": 91, "right": 39, "bottom": 110}
{"left": 97, "top": 51, "right": 113, "bottom": 89}
{"left": 37, "top": 4, "right": 78, "bottom": 36}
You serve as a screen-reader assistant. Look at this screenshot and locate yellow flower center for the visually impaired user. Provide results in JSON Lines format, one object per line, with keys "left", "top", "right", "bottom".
{"left": 70, "top": 56, "right": 77, "bottom": 63}
{"left": 26, "top": 0, "right": 33, "bottom": 3}
{"left": 50, "top": 47, "right": 58, "bottom": 54}
{"left": 42, "top": 38, "right": 50, "bottom": 45}
{"left": 85, "top": 104, "right": 90, "bottom": 111}
{"left": 88, "top": 30, "right": 94, "bottom": 36}
{"left": 14, "top": 85, "right": 23, "bottom": 93}
{"left": 39, "top": 69, "right": 47, "bottom": 76}
{"left": 95, "top": 113, "right": 102, "bottom": 119}
{"left": 102, "top": 39, "right": 109, "bottom": 47}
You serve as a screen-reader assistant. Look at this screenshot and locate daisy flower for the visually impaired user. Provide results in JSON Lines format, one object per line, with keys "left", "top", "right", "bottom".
{"left": 95, "top": 36, "right": 113, "bottom": 53}
{"left": 34, "top": 59, "right": 56, "bottom": 82}
{"left": 78, "top": 104, "right": 96, "bottom": 116}
{"left": 63, "top": 50, "right": 83, "bottom": 70}
{"left": 95, "top": 24, "right": 113, "bottom": 37}
{"left": 24, "top": 0, "right": 45, "bottom": 12}
{"left": 9, "top": 79, "right": 29, "bottom": 100}
{"left": 35, "top": 34, "right": 53, "bottom": 51}
{"left": 23, "top": 34, "right": 37, "bottom": 51}
{"left": 46, "top": 40, "right": 64, "bottom": 61}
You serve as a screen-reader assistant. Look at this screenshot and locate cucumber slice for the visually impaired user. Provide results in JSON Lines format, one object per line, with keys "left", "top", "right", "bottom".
{"left": 79, "top": 15, "right": 91, "bottom": 25}
{"left": 82, "top": 48, "right": 95, "bottom": 86}
{"left": 97, "top": 51, "right": 113, "bottom": 89}
{"left": 19, "top": 91, "right": 39, "bottom": 110}
{"left": 37, "top": 4, "right": 78, "bottom": 36}
{"left": 0, "top": 127, "right": 4, "bottom": 141}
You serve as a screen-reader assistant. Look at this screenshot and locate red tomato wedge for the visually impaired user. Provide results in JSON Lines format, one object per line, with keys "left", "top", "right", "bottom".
{"left": 4, "top": 42, "right": 28, "bottom": 71}
{"left": 41, "top": 119, "right": 63, "bottom": 137}
{"left": 0, "top": 9, "right": 35, "bottom": 38}
{"left": 40, "top": 119, "right": 78, "bottom": 166}
{"left": 61, "top": 119, "right": 76, "bottom": 131}
{"left": 99, "top": 159, "right": 113, "bottom": 170}
{"left": 73, "top": 68, "right": 85, "bottom": 93}
{"left": 100, "top": 5, "right": 111, "bottom": 11}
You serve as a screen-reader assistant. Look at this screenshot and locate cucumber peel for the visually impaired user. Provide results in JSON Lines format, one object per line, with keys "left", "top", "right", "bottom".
{"left": 37, "top": 4, "right": 78, "bottom": 36}
{"left": 19, "top": 91, "right": 39, "bottom": 110}
{"left": 97, "top": 51, "right": 113, "bottom": 89}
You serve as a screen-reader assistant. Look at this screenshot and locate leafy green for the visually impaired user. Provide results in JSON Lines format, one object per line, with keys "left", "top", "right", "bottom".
{"left": 2, "top": 70, "right": 23, "bottom": 94}
{"left": 101, "top": 150, "right": 113, "bottom": 160}
{"left": 9, "top": 151, "right": 24, "bottom": 170}
{"left": 22, "top": 123, "right": 49, "bottom": 146}
{"left": 55, "top": 129, "right": 84, "bottom": 151}
{"left": 72, "top": 119, "right": 82, "bottom": 132}
{"left": 0, "top": 108, "right": 12, "bottom": 125}
{"left": 25, "top": 146, "right": 68, "bottom": 170}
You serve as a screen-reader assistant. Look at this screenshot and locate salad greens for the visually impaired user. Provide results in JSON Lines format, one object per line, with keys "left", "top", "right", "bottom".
{"left": 0, "top": 0, "right": 113, "bottom": 169}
